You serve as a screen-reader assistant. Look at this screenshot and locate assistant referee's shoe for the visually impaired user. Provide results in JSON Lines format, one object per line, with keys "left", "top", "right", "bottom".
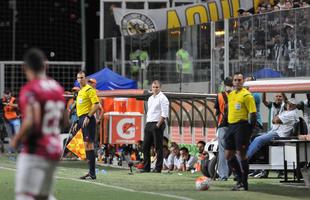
{"left": 79, "top": 173, "right": 96, "bottom": 180}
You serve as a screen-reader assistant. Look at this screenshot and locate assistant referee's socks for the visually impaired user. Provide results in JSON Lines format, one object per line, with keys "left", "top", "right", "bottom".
{"left": 241, "top": 159, "right": 249, "bottom": 190}
{"left": 228, "top": 155, "right": 242, "bottom": 183}
{"left": 88, "top": 150, "right": 96, "bottom": 177}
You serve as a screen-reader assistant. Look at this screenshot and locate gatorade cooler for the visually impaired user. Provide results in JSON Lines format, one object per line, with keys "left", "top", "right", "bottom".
{"left": 114, "top": 98, "right": 127, "bottom": 113}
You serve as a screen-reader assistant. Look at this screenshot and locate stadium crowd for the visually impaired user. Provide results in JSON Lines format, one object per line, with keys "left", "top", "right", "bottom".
{"left": 230, "top": 0, "right": 310, "bottom": 77}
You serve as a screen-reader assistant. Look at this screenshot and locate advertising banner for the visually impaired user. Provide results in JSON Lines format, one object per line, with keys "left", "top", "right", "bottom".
{"left": 113, "top": 0, "right": 258, "bottom": 36}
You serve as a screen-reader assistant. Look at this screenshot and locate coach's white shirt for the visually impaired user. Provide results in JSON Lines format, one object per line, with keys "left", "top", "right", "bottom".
{"left": 147, "top": 91, "right": 169, "bottom": 122}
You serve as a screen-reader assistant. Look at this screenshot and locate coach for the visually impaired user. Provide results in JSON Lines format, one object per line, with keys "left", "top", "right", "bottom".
{"left": 141, "top": 80, "right": 169, "bottom": 173}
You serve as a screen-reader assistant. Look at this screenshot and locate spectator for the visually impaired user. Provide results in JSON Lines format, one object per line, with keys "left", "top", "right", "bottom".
{"left": 301, "top": 0, "right": 310, "bottom": 7}
{"left": 247, "top": 98, "right": 299, "bottom": 159}
{"left": 67, "top": 87, "right": 79, "bottom": 126}
{"left": 136, "top": 140, "right": 144, "bottom": 162}
{"left": 196, "top": 140, "right": 206, "bottom": 156}
{"left": 214, "top": 76, "right": 233, "bottom": 181}
{"left": 276, "top": 0, "right": 287, "bottom": 10}
{"left": 2, "top": 89, "right": 21, "bottom": 153}
{"left": 87, "top": 78, "right": 104, "bottom": 145}
{"left": 262, "top": 93, "right": 287, "bottom": 129}
{"left": 270, "top": 31, "right": 285, "bottom": 70}
{"left": 195, "top": 140, "right": 208, "bottom": 172}
{"left": 179, "top": 147, "right": 198, "bottom": 171}
{"left": 282, "top": 23, "right": 303, "bottom": 75}
{"left": 88, "top": 78, "right": 97, "bottom": 90}
{"left": 0, "top": 100, "right": 5, "bottom": 153}
{"left": 245, "top": 76, "right": 263, "bottom": 129}
{"left": 150, "top": 145, "right": 157, "bottom": 170}
{"left": 88, "top": 78, "right": 103, "bottom": 124}
{"left": 237, "top": 8, "right": 252, "bottom": 17}
{"left": 176, "top": 42, "right": 193, "bottom": 83}
{"left": 170, "top": 142, "right": 181, "bottom": 171}
{"left": 292, "top": 0, "right": 302, "bottom": 8}
{"left": 163, "top": 136, "right": 169, "bottom": 147}
{"left": 163, "top": 145, "right": 175, "bottom": 171}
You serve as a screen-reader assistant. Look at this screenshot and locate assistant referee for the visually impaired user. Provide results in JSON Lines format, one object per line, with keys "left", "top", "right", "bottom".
{"left": 225, "top": 72, "right": 257, "bottom": 191}
{"left": 75, "top": 71, "right": 100, "bottom": 180}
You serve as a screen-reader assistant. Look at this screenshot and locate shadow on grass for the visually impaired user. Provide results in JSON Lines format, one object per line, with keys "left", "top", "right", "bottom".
{"left": 252, "top": 182, "right": 310, "bottom": 198}
{"left": 215, "top": 180, "right": 310, "bottom": 198}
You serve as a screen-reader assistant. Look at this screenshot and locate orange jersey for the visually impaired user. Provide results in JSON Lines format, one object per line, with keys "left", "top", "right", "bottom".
{"left": 3, "top": 97, "right": 18, "bottom": 120}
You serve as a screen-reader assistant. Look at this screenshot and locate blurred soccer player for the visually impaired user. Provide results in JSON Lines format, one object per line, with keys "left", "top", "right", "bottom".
{"left": 10, "top": 48, "right": 65, "bottom": 200}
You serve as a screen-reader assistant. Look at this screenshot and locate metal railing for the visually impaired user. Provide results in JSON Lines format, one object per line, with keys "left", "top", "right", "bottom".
{"left": 0, "top": 61, "right": 85, "bottom": 96}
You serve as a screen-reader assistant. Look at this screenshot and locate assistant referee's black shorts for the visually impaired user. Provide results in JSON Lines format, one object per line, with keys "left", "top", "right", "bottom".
{"left": 224, "top": 121, "right": 252, "bottom": 151}
{"left": 78, "top": 114, "right": 96, "bottom": 143}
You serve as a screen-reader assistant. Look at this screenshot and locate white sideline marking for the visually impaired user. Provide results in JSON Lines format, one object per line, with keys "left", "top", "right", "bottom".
{"left": 0, "top": 166, "right": 194, "bottom": 200}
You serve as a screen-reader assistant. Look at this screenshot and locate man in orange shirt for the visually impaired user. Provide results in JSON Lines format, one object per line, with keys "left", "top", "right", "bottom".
{"left": 2, "top": 89, "right": 21, "bottom": 153}
{"left": 214, "top": 77, "right": 233, "bottom": 181}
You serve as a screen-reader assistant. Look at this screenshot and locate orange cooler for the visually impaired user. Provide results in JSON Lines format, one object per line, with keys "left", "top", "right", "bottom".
{"left": 114, "top": 98, "right": 127, "bottom": 113}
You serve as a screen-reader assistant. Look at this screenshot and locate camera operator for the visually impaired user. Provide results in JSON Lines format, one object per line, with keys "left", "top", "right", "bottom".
{"left": 0, "top": 99, "right": 6, "bottom": 153}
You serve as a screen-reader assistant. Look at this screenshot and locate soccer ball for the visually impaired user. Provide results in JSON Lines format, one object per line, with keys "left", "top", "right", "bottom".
{"left": 195, "top": 176, "right": 210, "bottom": 191}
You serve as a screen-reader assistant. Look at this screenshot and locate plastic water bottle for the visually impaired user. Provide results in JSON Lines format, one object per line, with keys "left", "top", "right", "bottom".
{"left": 101, "top": 169, "right": 107, "bottom": 174}
{"left": 95, "top": 168, "right": 99, "bottom": 174}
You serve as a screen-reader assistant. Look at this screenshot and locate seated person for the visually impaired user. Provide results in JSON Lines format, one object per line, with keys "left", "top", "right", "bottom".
{"left": 150, "top": 146, "right": 157, "bottom": 170}
{"left": 195, "top": 141, "right": 208, "bottom": 172}
{"left": 247, "top": 98, "right": 299, "bottom": 160}
{"left": 135, "top": 140, "right": 144, "bottom": 162}
{"left": 197, "top": 141, "right": 207, "bottom": 157}
{"left": 170, "top": 142, "right": 180, "bottom": 171}
{"left": 163, "top": 145, "right": 175, "bottom": 171}
{"left": 178, "top": 147, "right": 198, "bottom": 171}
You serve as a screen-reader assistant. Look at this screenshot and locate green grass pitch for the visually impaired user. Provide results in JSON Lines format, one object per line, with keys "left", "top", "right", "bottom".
{"left": 1, "top": 155, "right": 310, "bottom": 200}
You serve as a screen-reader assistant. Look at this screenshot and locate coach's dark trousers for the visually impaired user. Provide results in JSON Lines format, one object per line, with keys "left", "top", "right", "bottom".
{"left": 143, "top": 122, "right": 165, "bottom": 172}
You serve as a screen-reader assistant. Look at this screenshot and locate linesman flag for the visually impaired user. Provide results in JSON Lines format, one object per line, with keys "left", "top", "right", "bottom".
{"left": 66, "top": 130, "right": 86, "bottom": 160}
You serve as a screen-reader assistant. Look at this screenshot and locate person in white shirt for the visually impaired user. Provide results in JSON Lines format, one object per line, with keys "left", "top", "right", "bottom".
{"left": 163, "top": 145, "right": 175, "bottom": 171}
{"left": 262, "top": 92, "right": 287, "bottom": 130}
{"left": 141, "top": 80, "right": 169, "bottom": 173}
{"left": 170, "top": 143, "right": 181, "bottom": 171}
{"left": 179, "top": 147, "right": 198, "bottom": 171}
{"left": 247, "top": 98, "right": 299, "bottom": 159}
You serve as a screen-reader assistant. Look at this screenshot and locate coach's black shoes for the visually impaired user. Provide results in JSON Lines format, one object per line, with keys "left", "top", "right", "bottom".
{"left": 151, "top": 169, "right": 161, "bottom": 173}
{"left": 231, "top": 182, "right": 248, "bottom": 191}
{"left": 138, "top": 169, "right": 150, "bottom": 173}
{"left": 79, "top": 173, "right": 96, "bottom": 180}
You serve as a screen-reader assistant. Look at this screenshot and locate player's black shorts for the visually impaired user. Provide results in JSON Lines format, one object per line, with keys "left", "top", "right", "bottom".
{"left": 224, "top": 121, "right": 252, "bottom": 151}
{"left": 78, "top": 114, "right": 96, "bottom": 143}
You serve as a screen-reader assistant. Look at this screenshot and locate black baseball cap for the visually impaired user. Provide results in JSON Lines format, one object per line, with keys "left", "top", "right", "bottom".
{"left": 224, "top": 76, "right": 233, "bottom": 87}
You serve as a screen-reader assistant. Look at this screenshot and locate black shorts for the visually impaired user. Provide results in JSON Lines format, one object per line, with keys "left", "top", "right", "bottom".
{"left": 78, "top": 115, "right": 96, "bottom": 143}
{"left": 224, "top": 121, "right": 252, "bottom": 151}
